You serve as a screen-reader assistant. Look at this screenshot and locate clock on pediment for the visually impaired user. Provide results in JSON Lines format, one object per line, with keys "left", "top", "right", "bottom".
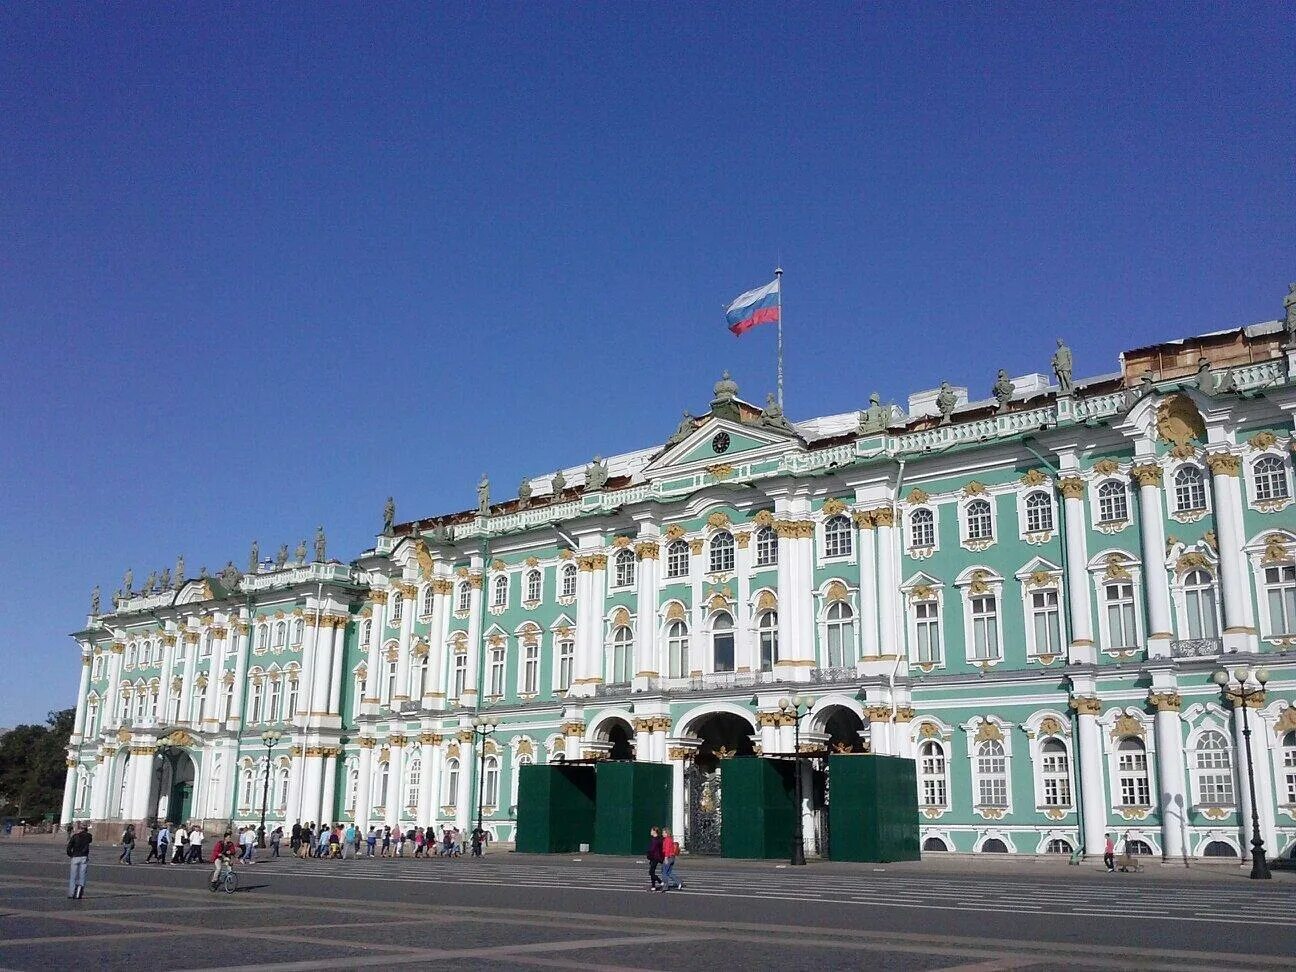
{"left": 711, "top": 432, "right": 730, "bottom": 455}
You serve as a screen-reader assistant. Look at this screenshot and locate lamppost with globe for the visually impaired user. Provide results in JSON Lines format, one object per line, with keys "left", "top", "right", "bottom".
{"left": 778, "top": 695, "right": 812, "bottom": 866}
{"left": 471, "top": 715, "right": 500, "bottom": 856}
{"left": 1210, "top": 665, "right": 1270, "bottom": 879}
{"left": 257, "top": 728, "right": 283, "bottom": 847}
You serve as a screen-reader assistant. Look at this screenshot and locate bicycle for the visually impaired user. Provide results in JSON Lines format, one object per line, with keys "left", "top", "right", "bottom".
{"left": 211, "top": 858, "right": 239, "bottom": 894}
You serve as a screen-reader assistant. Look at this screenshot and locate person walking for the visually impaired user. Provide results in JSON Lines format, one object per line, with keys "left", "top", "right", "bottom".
{"left": 1103, "top": 832, "right": 1116, "bottom": 873}
{"left": 645, "top": 827, "right": 664, "bottom": 892}
{"left": 66, "top": 823, "right": 93, "bottom": 899}
{"left": 118, "top": 824, "right": 136, "bottom": 864}
{"left": 342, "top": 822, "right": 355, "bottom": 860}
{"left": 240, "top": 825, "right": 257, "bottom": 863}
{"left": 290, "top": 821, "right": 302, "bottom": 857}
{"left": 380, "top": 825, "right": 391, "bottom": 858}
{"left": 145, "top": 824, "right": 160, "bottom": 863}
{"left": 156, "top": 823, "right": 171, "bottom": 865}
{"left": 270, "top": 825, "right": 282, "bottom": 858}
{"left": 172, "top": 823, "right": 188, "bottom": 864}
{"left": 188, "top": 824, "right": 204, "bottom": 864}
{"left": 661, "top": 827, "right": 682, "bottom": 890}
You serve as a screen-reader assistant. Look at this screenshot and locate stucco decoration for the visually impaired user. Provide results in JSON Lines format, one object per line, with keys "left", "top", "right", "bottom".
{"left": 1155, "top": 395, "right": 1206, "bottom": 448}
{"left": 1111, "top": 713, "right": 1145, "bottom": 740}
{"left": 1249, "top": 430, "right": 1278, "bottom": 451}
{"left": 1263, "top": 533, "right": 1291, "bottom": 564}
{"left": 974, "top": 721, "right": 1003, "bottom": 743}
{"left": 824, "top": 580, "right": 849, "bottom": 603}
{"left": 1020, "top": 469, "right": 1047, "bottom": 487}
{"left": 907, "top": 488, "right": 930, "bottom": 505}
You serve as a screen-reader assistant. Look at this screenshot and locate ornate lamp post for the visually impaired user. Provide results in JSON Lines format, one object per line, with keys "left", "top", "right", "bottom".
{"left": 257, "top": 729, "right": 283, "bottom": 847}
{"left": 778, "top": 695, "right": 812, "bottom": 866}
{"left": 471, "top": 716, "right": 499, "bottom": 855}
{"left": 1211, "top": 665, "right": 1270, "bottom": 879}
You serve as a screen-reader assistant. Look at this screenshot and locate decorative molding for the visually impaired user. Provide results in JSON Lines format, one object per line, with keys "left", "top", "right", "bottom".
{"left": 1110, "top": 713, "right": 1145, "bottom": 740}
{"left": 1206, "top": 452, "right": 1241, "bottom": 477}
{"left": 1131, "top": 464, "right": 1163, "bottom": 488}
{"left": 1057, "top": 476, "right": 1086, "bottom": 500}
{"left": 635, "top": 541, "right": 660, "bottom": 560}
{"left": 1248, "top": 430, "right": 1278, "bottom": 450}
{"left": 1147, "top": 691, "right": 1182, "bottom": 713}
{"left": 973, "top": 721, "right": 1003, "bottom": 743}
{"left": 821, "top": 497, "right": 847, "bottom": 516}
{"left": 1020, "top": 469, "right": 1048, "bottom": 486}
{"left": 907, "top": 488, "right": 930, "bottom": 505}
{"left": 1069, "top": 696, "right": 1102, "bottom": 716}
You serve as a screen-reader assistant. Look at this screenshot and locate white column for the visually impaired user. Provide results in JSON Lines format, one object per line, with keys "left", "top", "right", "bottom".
{"left": 301, "top": 756, "right": 322, "bottom": 825}
{"left": 734, "top": 534, "right": 753, "bottom": 672}
{"left": 159, "top": 633, "right": 178, "bottom": 726}
{"left": 1132, "top": 465, "right": 1174, "bottom": 646}
{"left": 463, "top": 567, "right": 484, "bottom": 706}
{"left": 60, "top": 763, "right": 78, "bottom": 824}
{"left": 105, "top": 643, "right": 124, "bottom": 729}
{"left": 178, "top": 633, "right": 198, "bottom": 725}
{"left": 327, "top": 618, "right": 347, "bottom": 716}
{"left": 426, "top": 582, "right": 449, "bottom": 708}
{"left": 572, "top": 554, "right": 603, "bottom": 694}
{"left": 667, "top": 745, "right": 690, "bottom": 838}
{"left": 634, "top": 718, "right": 652, "bottom": 761}
{"left": 395, "top": 586, "right": 416, "bottom": 703}
{"left": 228, "top": 620, "right": 252, "bottom": 729}
{"left": 1207, "top": 454, "right": 1257, "bottom": 651}
{"left": 417, "top": 734, "right": 436, "bottom": 827}
{"left": 319, "top": 750, "right": 338, "bottom": 825}
{"left": 1150, "top": 692, "right": 1187, "bottom": 861}
{"left": 355, "top": 741, "right": 374, "bottom": 826}
{"left": 857, "top": 515, "right": 880, "bottom": 658}
{"left": 204, "top": 627, "right": 229, "bottom": 725}
{"left": 633, "top": 541, "right": 661, "bottom": 682}
{"left": 456, "top": 737, "right": 474, "bottom": 831}
{"left": 866, "top": 705, "right": 893, "bottom": 756}
{"left": 310, "top": 618, "right": 336, "bottom": 717}
{"left": 287, "top": 747, "right": 306, "bottom": 824}
{"left": 429, "top": 743, "right": 445, "bottom": 827}
{"left": 1073, "top": 698, "right": 1108, "bottom": 858}
{"left": 1058, "top": 477, "right": 1095, "bottom": 662}
{"left": 364, "top": 594, "right": 386, "bottom": 713}
{"left": 774, "top": 512, "right": 813, "bottom": 680}
{"left": 386, "top": 738, "right": 406, "bottom": 829}
{"left": 874, "top": 507, "right": 900, "bottom": 660}
{"left": 128, "top": 747, "right": 154, "bottom": 821}
{"left": 90, "top": 754, "right": 112, "bottom": 820}
{"left": 72, "top": 650, "right": 92, "bottom": 738}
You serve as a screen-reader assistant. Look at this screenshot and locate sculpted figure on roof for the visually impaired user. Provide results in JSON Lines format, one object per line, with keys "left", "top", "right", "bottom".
{"left": 760, "top": 394, "right": 796, "bottom": 434}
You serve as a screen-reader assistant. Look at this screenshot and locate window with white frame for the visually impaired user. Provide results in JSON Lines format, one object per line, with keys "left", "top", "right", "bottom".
{"left": 913, "top": 598, "right": 941, "bottom": 663}
{"left": 273, "top": 621, "right": 287, "bottom": 648}
{"left": 613, "top": 549, "right": 636, "bottom": 588}
{"left": 292, "top": 619, "right": 304, "bottom": 644}
{"left": 421, "top": 586, "right": 434, "bottom": 616}
{"left": 361, "top": 619, "right": 373, "bottom": 648}
{"left": 1039, "top": 739, "right": 1071, "bottom": 806}
{"left": 557, "top": 638, "right": 574, "bottom": 692}
{"left": 76, "top": 769, "right": 90, "bottom": 810}
{"left": 1264, "top": 565, "right": 1296, "bottom": 636}
{"left": 257, "top": 625, "right": 269, "bottom": 651}
{"left": 1030, "top": 588, "right": 1062, "bottom": 656}
{"left": 965, "top": 499, "right": 993, "bottom": 542}
{"left": 492, "top": 574, "right": 508, "bottom": 608}
{"left": 918, "top": 740, "right": 948, "bottom": 807}
{"left": 1097, "top": 480, "right": 1128, "bottom": 523}
{"left": 383, "top": 656, "right": 397, "bottom": 704}
{"left": 86, "top": 698, "right": 99, "bottom": 736}
{"left": 522, "top": 642, "right": 539, "bottom": 694}
{"left": 92, "top": 655, "right": 103, "bottom": 680}
{"left": 444, "top": 758, "right": 460, "bottom": 807}
{"left": 412, "top": 653, "right": 428, "bottom": 698}
{"left": 451, "top": 653, "right": 467, "bottom": 701}
{"left": 353, "top": 668, "right": 367, "bottom": 717}
{"left": 970, "top": 594, "right": 1000, "bottom": 660}
{"left": 126, "top": 644, "right": 136, "bottom": 669}
{"left": 823, "top": 514, "right": 853, "bottom": 558}
{"left": 910, "top": 508, "right": 935, "bottom": 548}
{"left": 976, "top": 739, "right": 1008, "bottom": 807}
{"left": 221, "top": 680, "right": 234, "bottom": 721}
{"left": 174, "top": 687, "right": 185, "bottom": 724}
{"left": 666, "top": 540, "right": 690, "bottom": 578}
{"left": 278, "top": 766, "right": 290, "bottom": 808}
{"left": 1117, "top": 737, "right": 1151, "bottom": 805}
{"left": 241, "top": 767, "right": 255, "bottom": 808}
{"left": 483, "top": 756, "right": 500, "bottom": 807}
{"left": 709, "top": 532, "right": 735, "bottom": 573}
{"left": 457, "top": 581, "right": 472, "bottom": 613}
{"left": 1253, "top": 455, "right": 1289, "bottom": 501}
{"left": 1104, "top": 581, "right": 1138, "bottom": 648}
{"left": 667, "top": 620, "right": 689, "bottom": 678}
{"left": 119, "top": 686, "right": 130, "bottom": 721}
{"left": 512, "top": 754, "right": 532, "bottom": 809}
{"left": 757, "top": 611, "right": 778, "bottom": 672}
{"left": 390, "top": 594, "right": 404, "bottom": 625}
{"left": 1046, "top": 837, "right": 1073, "bottom": 854}
{"left": 248, "top": 680, "right": 263, "bottom": 723}
{"left": 286, "top": 672, "right": 299, "bottom": 718}
{"left": 525, "top": 569, "right": 542, "bottom": 603}
{"left": 345, "top": 766, "right": 359, "bottom": 812}
{"left": 1281, "top": 730, "right": 1296, "bottom": 805}
{"left": 1182, "top": 569, "right": 1219, "bottom": 639}
{"left": 377, "top": 761, "right": 389, "bottom": 807}
{"left": 406, "top": 758, "right": 421, "bottom": 809}
{"left": 148, "top": 682, "right": 159, "bottom": 720}
{"left": 609, "top": 625, "right": 633, "bottom": 684}
{"left": 200, "top": 634, "right": 212, "bottom": 659}
{"left": 1024, "top": 491, "right": 1053, "bottom": 533}
{"left": 755, "top": 526, "right": 778, "bottom": 566}
{"left": 824, "top": 601, "right": 855, "bottom": 667}
{"left": 488, "top": 647, "right": 505, "bottom": 697}
{"left": 1193, "top": 730, "right": 1235, "bottom": 806}
{"left": 1174, "top": 465, "right": 1207, "bottom": 512}
{"left": 267, "top": 677, "right": 281, "bottom": 723}
{"left": 560, "top": 563, "right": 577, "bottom": 597}
{"left": 710, "top": 612, "right": 735, "bottom": 673}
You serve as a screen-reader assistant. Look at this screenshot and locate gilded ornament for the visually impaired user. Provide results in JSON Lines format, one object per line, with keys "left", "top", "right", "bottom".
{"left": 1102, "top": 554, "right": 1131, "bottom": 580}
{"left": 918, "top": 722, "right": 941, "bottom": 739}
{"left": 852, "top": 509, "right": 874, "bottom": 528}
{"left": 1155, "top": 395, "right": 1206, "bottom": 447}
{"left": 963, "top": 481, "right": 988, "bottom": 496}
{"left": 968, "top": 570, "right": 991, "bottom": 595}
{"left": 468, "top": 574, "right": 484, "bottom": 589}
{"left": 1057, "top": 476, "right": 1086, "bottom": 500}
{"left": 1248, "top": 430, "right": 1278, "bottom": 450}
{"left": 689, "top": 539, "right": 704, "bottom": 555}
{"left": 612, "top": 536, "right": 632, "bottom": 548}
{"left": 824, "top": 580, "right": 849, "bottom": 603}
{"left": 755, "top": 591, "right": 777, "bottom": 612}
{"left": 665, "top": 602, "right": 686, "bottom": 621}
{"left": 1170, "top": 443, "right": 1198, "bottom": 460}
{"left": 1205, "top": 452, "right": 1240, "bottom": 477}
{"left": 456, "top": 567, "right": 470, "bottom": 578}
{"left": 1147, "top": 691, "right": 1182, "bottom": 713}
{"left": 1028, "top": 570, "right": 1053, "bottom": 588}
{"left": 1069, "top": 696, "right": 1102, "bottom": 716}
{"left": 1175, "top": 552, "right": 1210, "bottom": 576}
{"left": 456, "top": 729, "right": 476, "bottom": 743}
{"left": 561, "top": 721, "right": 586, "bottom": 736}
{"left": 590, "top": 554, "right": 608, "bottom": 570}
{"left": 911, "top": 584, "right": 934, "bottom": 601}
{"left": 893, "top": 707, "right": 915, "bottom": 723}
{"left": 556, "top": 624, "right": 573, "bottom": 637}
{"left": 357, "top": 737, "right": 376, "bottom": 749}
{"left": 734, "top": 531, "right": 750, "bottom": 549}
{"left": 1020, "top": 469, "right": 1047, "bottom": 487}
{"left": 558, "top": 548, "right": 574, "bottom": 560}
{"left": 870, "top": 507, "right": 895, "bottom": 528}
{"left": 822, "top": 497, "right": 847, "bottom": 516}
{"left": 489, "top": 633, "right": 505, "bottom": 647}
{"left": 1038, "top": 716, "right": 1063, "bottom": 736}
{"left": 706, "top": 464, "right": 735, "bottom": 480}
{"left": 1110, "top": 713, "right": 1145, "bottom": 740}
{"left": 706, "top": 511, "right": 732, "bottom": 529}
{"left": 1272, "top": 706, "right": 1296, "bottom": 735}
{"left": 665, "top": 524, "right": 686, "bottom": 541}
{"left": 1131, "top": 464, "right": 1163, "bottom": 488}
{"left": 610, "top": 607, "right": 631, "bottom": 627}
{"left": 753, "top": 510, "right": 775, "bottom": 527}
{"left": 516, "top": 738, "right": 534, "bottom": 756}
{"left": 525, "top": 556, "right": 540, "bottom": 567}
{"left": 446, "top": 742, "right": 460, "bottom": 758}
{"left": 667, "top": 746, "right": 693, "bottom": 761}
{"left": 907, "top": 488, "right": 930, "bottom": 505}
{"left": 973, "top": 721, "right": 1003, "bottom": 743}
{"left": 635, "top": 541, "right": 660, "bottom": 560}
{"left": 708, "top": 593, "right": 728, "bottom": 611}
{"left": 1262, "top": 533, "right": 1291, "bottom": 564}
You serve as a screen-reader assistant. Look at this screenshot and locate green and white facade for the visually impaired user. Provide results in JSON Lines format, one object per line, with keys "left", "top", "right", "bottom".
{"left": 65, "top": 302, "right": 1296, "bottom": 861}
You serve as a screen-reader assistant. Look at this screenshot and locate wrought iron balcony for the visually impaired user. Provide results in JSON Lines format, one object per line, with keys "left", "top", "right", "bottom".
{"left": 1171, "top": 638, "right": 1222, "bottom": 659}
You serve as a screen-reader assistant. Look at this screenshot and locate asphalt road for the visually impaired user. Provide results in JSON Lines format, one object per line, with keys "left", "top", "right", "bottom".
{"left": 1, "top": 843, "right": 1293, "bottom": 971}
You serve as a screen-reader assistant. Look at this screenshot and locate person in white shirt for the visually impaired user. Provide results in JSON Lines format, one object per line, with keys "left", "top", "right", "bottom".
{"left": 171, "top": 825, "right": 188, "bottom": 864}
{"left": 239, "top": 825, "right": 257, "bottom": 863}
{"left": 187, "top": 825, "right": 204, "bottom": 864}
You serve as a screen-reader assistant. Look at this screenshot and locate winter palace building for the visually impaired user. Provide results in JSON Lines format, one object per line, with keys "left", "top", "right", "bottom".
{"left": 65, "top": 285, "right": 1296, "bottom": 862}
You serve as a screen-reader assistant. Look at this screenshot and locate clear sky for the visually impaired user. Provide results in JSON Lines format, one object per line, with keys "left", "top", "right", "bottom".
{"left": 1, "top": 3, "right": 1293, "bottom": 725}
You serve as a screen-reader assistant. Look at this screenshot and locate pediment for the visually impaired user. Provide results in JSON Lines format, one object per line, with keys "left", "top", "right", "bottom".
{"left": 646, "top": 416, "right": 802, "bottom": 475}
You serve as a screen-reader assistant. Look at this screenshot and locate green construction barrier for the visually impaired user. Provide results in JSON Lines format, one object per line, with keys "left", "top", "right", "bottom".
{"left": 828, "top": 754, "right": 920, "bottom": 862}
{"left": 515, "top": 763, "right": 597, "bottom": 854}
{"left": 721, "top": 757, "right": 798, "bottom": 859}
{"left": 592, "top": 761, "right": 672, "bottom": 856}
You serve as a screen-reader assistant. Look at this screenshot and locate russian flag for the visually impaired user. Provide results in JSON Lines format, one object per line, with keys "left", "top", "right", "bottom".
{"left": 726, "top": 277, "right": 780, "bottom": 336}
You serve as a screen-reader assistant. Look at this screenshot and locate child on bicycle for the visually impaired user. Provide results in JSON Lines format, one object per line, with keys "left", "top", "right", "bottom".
{"left": 209, "top": 831, "right": 237, "bottom": 891}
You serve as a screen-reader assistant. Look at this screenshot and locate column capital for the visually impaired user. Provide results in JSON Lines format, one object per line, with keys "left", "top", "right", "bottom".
{"left": 1131, "top": 464, "right": 1163, "bottom": 488}
{"left": 634, "top": 541, "right": 659, "bottom": 560}
{"left": 1206, "top": 452, "right": 1241, "bottom": 477}
{"left": 1147, "top": 691, "right": 1182, "bottom": 712}
{"left": 1057, "top": 476, "right": 1086, "bottom": 500}
{"left": 1069, "top": 695, "right": 1102, "bottom": 716}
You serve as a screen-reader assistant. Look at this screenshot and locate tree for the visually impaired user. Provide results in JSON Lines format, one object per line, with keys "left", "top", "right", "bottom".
{"left": 0, "top": 709, "right": 73, "bottom": 820}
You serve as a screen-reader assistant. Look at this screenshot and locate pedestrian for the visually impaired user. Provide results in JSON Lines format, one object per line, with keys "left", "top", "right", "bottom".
{"left": 328, "top": 826, "right": 341, "bottom": 857}
{"left": 305, "top": 823, "right": 317, "bottom": 859}
{"left": 240, "top": 825, "right": 257, "bottom": 863}
{"left": 156, "top": 823, "right": 171, "bottom": 864}
{"left": 145, "top": 824, "right": 160, "bottom": 863}
{"left": 413, "top": 827, "right": 425, "bottom": 858}
{"left": 270, "top": 825, "right": 282, "bottom": 858}
{"left": 172, "top": 823, "right": 188, "bottom": 864}
{"left": 1103, "top": 832, "right": 1116, "bottom": 873}
{"left": 118, "top": 823, "right": 136, "bottom": 864}
{"left": 661, "top": 827, "right": 682, "bottom": 890}
{"left": 394, "top": 827, "right": 405, "bottom": 858}
{"left": 366, "top": 827, "right": 377, "bottom": 857}
{"left": 353, "top": 826, "right": 362, "bottom": 859}
{"left": 471, "top": 826, "right": 484, "bottom": 858}
{"left": 381, "top": 826, "right": 391, "bottom": 858}
{"left": 66, "top": 822, "right": 93, "bottom": 899}
{"left": 645, "top": 827, "right": 664, "bottom": 892}
{"left": 290, "top": 821, "right": 302, "bottom": 857}
{"left": 188, "top": 824, "right": 204, "bottom": 864}
{"left": 342, "top": 822, "right": 355, "bottom": 860}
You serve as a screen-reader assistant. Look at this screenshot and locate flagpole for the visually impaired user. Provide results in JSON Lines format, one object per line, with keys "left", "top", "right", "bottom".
{"left": 775, "top": 267, "right": 784, "bottom": 409}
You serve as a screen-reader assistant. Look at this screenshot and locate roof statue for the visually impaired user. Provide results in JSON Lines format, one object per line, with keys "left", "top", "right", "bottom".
{"left": 159, "top": 567, "right": 171, "bottom": 590}
{"left": 383, "top": 496, "right": 395, "bottom": 536}
{"left": 174, "top": 555, "right": 185, "bottom": 588}
{"left": 218, "top": 561, "right": 240, "bottom": 588}
{"left": 90, "top": 586, "right": 100, "bottom": 616}
{"left": 249, "top": 539, "right": 260, "bottom": 574}
{"left": 713, "top": 370, "right": 738, "bottom": 403}
{"left": 585, "top": 456, "right": 608, "bottom": 491}
{"left": 551, "top": 469, "right": 566, "bottom": 497}
{"left": 1195, "top": 356, "right": 1216, "bottom": 396}
{"left": 1285, "top": 282, "right": 1296, "bottom": 344}
{"left": 518, "top": 479, "right": 532, "bottom": 505}
{"left": 122, "top": 568, "right": 133, "bottom": 597}
{"left": 476, "top": 474, "right": 491, "bottom": 515}
{"left": 935, "top": 381, "right": 958, "bottom": 425}
{"left": 314, "top": 526, "right": 327, "bottom": 563}
{"left": 430, "top": 522, "right": 454, "bottom": 543}
{"left": 275, "top": 544, "right": 289, "bottom": 568}
{"left": 665, "top": 410, "right": 694, "bottom": 448}
{"left": 1052, "top": 339, "right": 1074, "bottom": 396}
{"left": 858, "top": 392, "right": 888, "bottom": 434}
{"left": 992, "top": 369, "right": 1016, "bottom": 412}
{"left": 144, "top": 570, "right": 157, "bottom": 594}
{"left": 198, "top": 565, "right": 209, "bottom": 579}
{"left": 295, "top": 539, "right": 307, "bottom": 564}
{"left": 760, "top": 393, "right": 796, "bottom": 434}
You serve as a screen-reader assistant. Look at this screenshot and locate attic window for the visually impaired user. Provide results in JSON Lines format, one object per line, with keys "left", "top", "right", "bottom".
{"left": 712, "top": 432, "right": 730, "bottom": 455}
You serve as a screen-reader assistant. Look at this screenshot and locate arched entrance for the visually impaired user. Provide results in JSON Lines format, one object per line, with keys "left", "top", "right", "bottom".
{"left": 819, "top": 705, "right": 866, "bottom": 754}
{"left": 688, "top": 711, "right": 756, "bottom": 772}
{"left": 681, "top": 710, "right": 757, "bottom": 855}
{"left": 604, "top": 720, "right": 635, "bottom": 761}
{"left": 155, "top": 749, "right": 196, "bottom": 824}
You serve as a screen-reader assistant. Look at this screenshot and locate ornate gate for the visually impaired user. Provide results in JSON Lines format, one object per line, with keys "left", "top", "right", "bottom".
{"left": 685, "top": 765, "right": 722, "bottom": 855}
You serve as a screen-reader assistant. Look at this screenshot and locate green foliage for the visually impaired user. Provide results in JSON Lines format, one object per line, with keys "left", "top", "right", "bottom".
{"left": 0, "top": 709, "right": 73, "bottom": 820}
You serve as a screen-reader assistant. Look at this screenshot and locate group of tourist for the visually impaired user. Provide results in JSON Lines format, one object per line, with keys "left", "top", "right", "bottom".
{"left": 114, "top": 821, "right": 270, "bottom": 865}
{"left": 286, "top": 821, "right": 490, "bottom": 859}
{"left": 645, "top": 826, "right": 683, "bottom": 892}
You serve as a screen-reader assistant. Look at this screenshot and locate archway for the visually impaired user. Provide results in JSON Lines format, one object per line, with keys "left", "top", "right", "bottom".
{"left": 602, "top": 718, "right": 635, "bottom": 761}
{"left": 680, "top": 709, "right": 757, "bottom": 855}
{"left": 155, "top": 749, "right": 196, "bottom": 824}
{"left": 686, "top": 711, "right": 756, "bottom": 772}
{"left": 819, "top": 705, "right": 866, "bottom": 753}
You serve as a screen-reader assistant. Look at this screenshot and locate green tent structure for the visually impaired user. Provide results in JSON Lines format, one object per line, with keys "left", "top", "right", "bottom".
{"left": 828, "top": 754, "right": 920, "bottom": 862}
{"left": 592, "top": 761, "right": 672, "bottom": 855}
{"left": 515, "top": 763, "right": 597, "bottom": 853}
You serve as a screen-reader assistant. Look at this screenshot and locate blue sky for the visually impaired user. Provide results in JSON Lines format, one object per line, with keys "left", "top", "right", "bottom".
{"left": 1, "top": 3, "right": 1292, "bottom": 724}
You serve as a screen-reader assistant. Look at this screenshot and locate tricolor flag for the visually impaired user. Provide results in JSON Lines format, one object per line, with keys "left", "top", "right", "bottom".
{"left": 726, "top": 277, "right": 781, "bottom": 336}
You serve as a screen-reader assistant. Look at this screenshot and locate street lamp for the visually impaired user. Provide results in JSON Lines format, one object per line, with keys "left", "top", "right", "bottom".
{"left": 1211, "top": 665, "right": 1270, "bottom": 879}
{"left": 471, "top": 716, "right": 500, "bottom": 857}
{"left": 778, "top": 695, "right": 812, "bottom": 866}
{"left": 257, "top": 729, "right": 283, "bottom": 848}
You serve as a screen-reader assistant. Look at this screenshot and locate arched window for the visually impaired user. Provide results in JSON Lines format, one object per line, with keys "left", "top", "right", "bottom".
{"left": 1254, "top": 455, "right": 1289, "bottom": 501}
{"left": 1097, "top": 480, "right": 1128, "bottom": 523}
{"left": 450, "top": 653, "right": 467, "bottom": 701}
{"left": 443, "top": 758, "right": 460, "bottom": 808}
{"left": 346, "top": 767, "right": 359, "bottom": 813}
{"left": 918, "top": 740, "right": 948, "bottom": 807}
{"left": 390, "top": 593, "right": 404, "bottom": 625}
{"left": 75, "top": 769, "right": 91, "bottom": 810}
{"left": 666, "top": 620, "right": 690, "bottom": 679}
{"left": 522, "top": 642, "right": 539, "bottom": 694}
{"left": 710, "top": 612, "right": 735, "bottom": 673}
{"left": 609, "top": 625, "right": 634, "bottom": 684}
{"left": 526, "top": 569, "right": 542, "bottom": 603}
{"left": 483, "top": 756, "right": 500, "bottom": 807}
{"left": 377, "top": 760, "right": 390, "bottom": 807}
{"left": 755, "top": 526, "right": 778, "bottom": 566}
{"left": 980, "top": 838, "right": 1008, "bottom": 853}
{"left": 1183, "top": 569, "right": 1219, "bottom": 639}
{"left": 913, "top": 596, "right": 941, "bottom": 664}
{"left": 134, "top": 683, "right": 147, "bottom": 722}
{"left": 976, "top": 740, "right": 1008, "bottom": 807}
{"left": 1281, "top": 730, "right": 1296, "bottom": 805}
{"left": 412, "top": 653, "right": 429, "bottom": 698}
{"left": 199, "top": 634, "right": 211, "bottom": 659}
{"left": 1046, "top": 838, "right": 1073, "bottom": 855}
{"left": 1203, "top": 840, "right": 1237, "bottom": 857}
{"left": 1125, "top": 838, "right": 1153, "bottom": 856}
{"left": 492, "top": 574, "right": 508, "bottom": 608}
{"left": 666, "top": 540, "right": 691, "bottom": 578}
{"left": 1193, "top": 730, "right": 1234, "bottom": 806}
{"left": 1174, "top": 465, "right": 1207, "bottom": 512}
{"left": 614, "top": 549, "right": 636, "bottom": 589}
{"left": 421, "top": 585, "right": 434, "bottom": 616}
{"left": 709, "top": 531, "right": 735, "bottom": 573}
{"left": 1040, "top": 739, "right": 1071, "bottom": 807}
{"left": 1264, "top": 564, "right": 1296, "bottom": 636}
{"left": 757, "top": 610, "right": 778, "bottom": 672}
{"left": 292, "top": 619, "right": 304, "bottom": 645}
{"left": 406, "top": 759, "right": 421, "bottom": 809}
{"left": 86, "top": 698, "right": 99, "bottom": 736}
{"left": 512, "top": 754, "right": 533, "bottom": 810}
{"left": 488, "top": 646, "right": 505, "bottom": 696}
{"left": 457, "top": 581, "right": 472, "bottom": 613}
{"left": 126, "top": 644, "right": 137, "bottom": 669}
{"left": 361, "top": 619, "right": 373, "bottom": 647}
{"left": 273, "top": 622, "right": 287, "bottom": 648}
{"left": 825, "top": 601, "right": 855, "bottom": 668}
{"left": 383, "top": 655, "right": 398, "bottom": 704}
{"left": 556, "top": 638, "right": 574, "bottom": 692}
{"left": 823, "top": 514, "right": 853, "bottom": 558}
{"left": 1104, "top": 581, "right": 1138, "bottom": 648}
{"left": 1024, "top": 491, "right": 1053, "bottom": 533}
{"left": 353, "top": 667, "right": 367, "bottom": 717}
{"left": 560, "top": 563, "right": 577, "bottom": 598}
{"left": 965, "top": 499, "right": 993, "bottom": 541}
{"left": 148, "top": 681, "right": 160, "bottom": 720}
{"left": 257, "top": 625, "right": 269, "bottom": 651}
{"left": 1117, "top": 738, "right": 1150, "bottom": 806}
{"left": 241, "top": 767, "right": 255, "bottom": 808}
{"left": 922, "top": 836, "right": 949, "bottom": 852}
{"left": 910, "top": 508, "right": 935, "bottom": 548}
{"left": 249, "top": 679, "right": 264, "bottom": 723}
{"left": 277, "top": 766, "right": 290, "bottom": 808}
{"left": 267, "top": 677, "right": 282, "bottom": 723}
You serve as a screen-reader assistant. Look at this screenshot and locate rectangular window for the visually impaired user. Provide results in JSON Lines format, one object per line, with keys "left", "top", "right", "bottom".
{"left": 971, "top": 595, "right": 999, "bottom": 660}
{"left": 1265, "top": 566, "right": 1296, "bottom": 636}
{"left": 1030, "top": 589, "right": 1061, "bottom": 656}
{"left": 523, "top": 644, "right": 538, "bottom": 694}
{"left": 914, "top": 601, "right": 941, "bottom": 663}
{"left": 557, "top": 640, "right": 574, "bottom": 692}
{"left": 978, "top": 776, "right": 1007, "bottom": 807}
{"left": 1118, "top": 752, "right": 1150, "bottom": 806}
{"left": 922, "top": 776, "right": 946, "bottom": 807}
{"left": 1106, "top": 583, "right": 1138, "bottom": 648}
{"left": 489, "top": 648, "right": 505, "bottom": 697}
{"left": 451, "top": 654, "right": 467, "bottom": 701}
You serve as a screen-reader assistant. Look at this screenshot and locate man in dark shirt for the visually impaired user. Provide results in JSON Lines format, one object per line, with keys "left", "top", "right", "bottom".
{"left": 66, "top": 823, "right": 93, "bottom": 899}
